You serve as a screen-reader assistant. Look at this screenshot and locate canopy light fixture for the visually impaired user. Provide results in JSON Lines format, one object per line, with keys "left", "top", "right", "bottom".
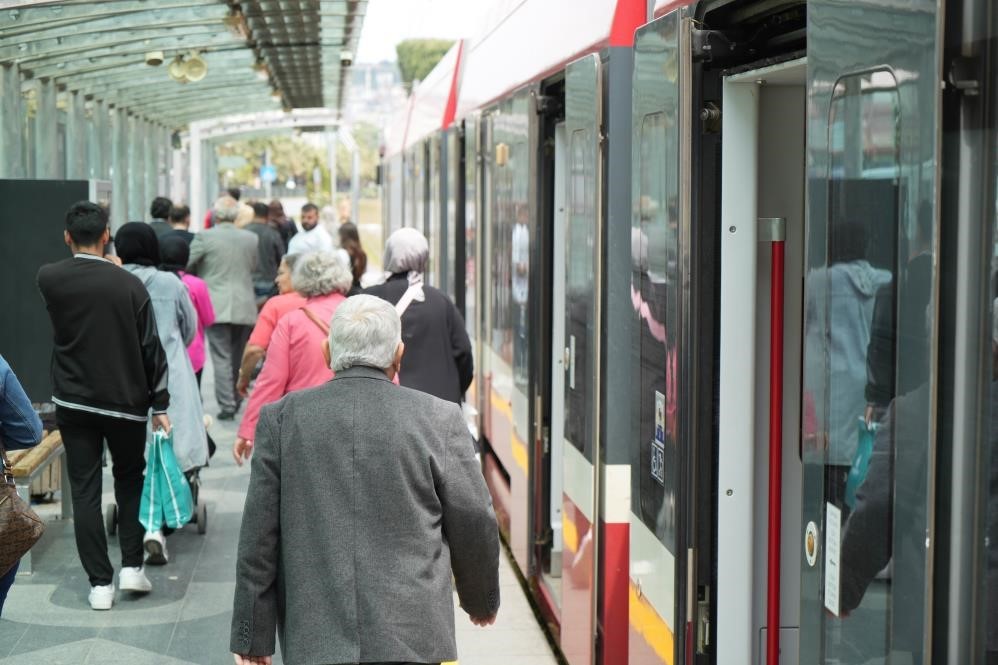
{"left": 167, "top": 51, "right": 208, "bottom": 84}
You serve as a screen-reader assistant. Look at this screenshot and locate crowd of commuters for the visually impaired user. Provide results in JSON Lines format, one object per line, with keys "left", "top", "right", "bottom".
{"left": 2, "top": 189, "right": 497, "bottom": 664}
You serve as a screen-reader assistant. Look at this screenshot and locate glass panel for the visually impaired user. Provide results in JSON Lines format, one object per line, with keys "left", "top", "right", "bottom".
{"left": 565, "top": 127, "right": 594, "bottom": 457}
{"left": 633, "top": 111, "right": 678, "bottom": 545}
{"left": 803, "top": 68, "right": 935, "bottom": 663}
{"left": 465, "top": 121, "right": 478, "bottom": 340}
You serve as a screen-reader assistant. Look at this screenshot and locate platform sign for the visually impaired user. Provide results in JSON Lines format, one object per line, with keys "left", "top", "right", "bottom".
{"left": 260, "top": 164, "right": 277, "bottom": 183}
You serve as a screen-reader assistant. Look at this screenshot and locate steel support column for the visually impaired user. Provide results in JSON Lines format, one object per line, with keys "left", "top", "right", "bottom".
{"left": 144, "top": 121, "right": 158, "bottom": 211}
{"left": 127, "top": 114, "right": 143, "bottom": 221}
{"left": 111, "top": 106, "right": 129, "bottom": 231}
{"left": 89, "top": 100, "right": 109, "bottom": 180}
{"left": 34, "top": 78, "right": 58, "bottom": 178}
{"left": 326, "top": 129, "right": 337, "bottom": 206}
{"left": 350, "top": 147, "right": 360, "bottom": 225}
{"left": 189, "top": 124, "right": 203, "bottom": 229}
{"left": 65, "top": 90, "right": 87, "bottom": 179}
{"left": 0, "top": 64, "right": 24, "bottom": 178}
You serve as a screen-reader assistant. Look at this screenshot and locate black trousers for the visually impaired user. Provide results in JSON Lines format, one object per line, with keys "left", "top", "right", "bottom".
{"left": 56, "top": 407, "right": 146, "bottom": 586}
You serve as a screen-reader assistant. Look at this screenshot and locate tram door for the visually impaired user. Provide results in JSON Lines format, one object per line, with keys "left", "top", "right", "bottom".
{"left": 561, "top": 53, "right": 602, "bottom": 665}
{"left": 800, "top": 1, "right": 941, "bottom": 664}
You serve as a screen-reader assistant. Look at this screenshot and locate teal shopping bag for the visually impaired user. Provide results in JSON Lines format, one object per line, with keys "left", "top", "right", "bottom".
{"left": 845, "top": 417, "right": 877, "bottom": 509}
{"left": 139, "top": 430, "right": 193, "bottom": 531}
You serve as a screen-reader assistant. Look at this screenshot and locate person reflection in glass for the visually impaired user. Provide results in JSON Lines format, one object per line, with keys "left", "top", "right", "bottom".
{"left": 806, "top": 220, "right": 891, "bottom": 505}
{"left": 864, "top": 203, "right": 933, "bottom": 426}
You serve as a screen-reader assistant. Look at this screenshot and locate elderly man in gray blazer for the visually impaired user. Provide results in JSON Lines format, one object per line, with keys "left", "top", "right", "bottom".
{"left": 186, "top": 195, "right": 258, "bottom": 420}
{"left": 230, "top": 294, "right": 500, "bottom": 665}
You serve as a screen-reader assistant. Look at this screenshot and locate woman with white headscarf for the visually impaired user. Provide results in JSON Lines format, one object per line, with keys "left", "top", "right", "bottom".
{"left": 364, "top": 228, "right": 473, "bottom": 404}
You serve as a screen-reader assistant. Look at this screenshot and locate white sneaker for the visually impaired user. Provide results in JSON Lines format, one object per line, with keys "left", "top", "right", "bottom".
{"left": 118, "top": 566, "right": 152, "bottom": 593}
{"left": 88, "top": 583, "right": 114, "bottom": 610}
{"left": 143, "top": 530, "right": 168, "bottom": 565}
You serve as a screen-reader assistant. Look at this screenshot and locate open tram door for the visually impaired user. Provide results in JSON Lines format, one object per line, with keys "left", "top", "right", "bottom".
{"left": 798, "top": 0, "right": 941, "bottom": 663}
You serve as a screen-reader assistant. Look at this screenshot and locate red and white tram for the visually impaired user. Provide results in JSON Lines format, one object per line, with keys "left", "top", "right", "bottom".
{"left": 382, "top": 0, "right": 998, "bottom": 664}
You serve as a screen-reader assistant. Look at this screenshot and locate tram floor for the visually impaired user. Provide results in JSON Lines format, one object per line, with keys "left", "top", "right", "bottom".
{"left": 0, "top": 357, "right": 560, "bottom": 665}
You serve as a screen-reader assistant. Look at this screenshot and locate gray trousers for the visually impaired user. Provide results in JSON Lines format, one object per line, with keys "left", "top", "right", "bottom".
{"left": 206, "top": 323, "right": 252, "bottom": 412}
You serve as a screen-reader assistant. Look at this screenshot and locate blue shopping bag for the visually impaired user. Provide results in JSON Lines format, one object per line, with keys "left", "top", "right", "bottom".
{"left": 844, "top": 417, "right": 877, "bottom": 509}
{"left": 139, "top": 429, "right": 193, "bottom": 532}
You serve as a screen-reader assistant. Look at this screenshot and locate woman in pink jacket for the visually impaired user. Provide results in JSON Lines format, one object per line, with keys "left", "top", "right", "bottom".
{"left": 233, "top": 251, "right": 353, "bottom": 465}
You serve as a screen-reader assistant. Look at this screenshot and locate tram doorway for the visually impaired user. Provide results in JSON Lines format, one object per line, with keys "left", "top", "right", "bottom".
{"left": 717, "top": 58, "right": 806, "bottom": 665}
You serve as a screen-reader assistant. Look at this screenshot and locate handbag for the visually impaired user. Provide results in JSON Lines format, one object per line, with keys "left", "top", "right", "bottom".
{"left": 140, "top": 429, "right": 194, "bottom": 532}
{"left": 0, "top": 438, "right": 46, "bottom": 576}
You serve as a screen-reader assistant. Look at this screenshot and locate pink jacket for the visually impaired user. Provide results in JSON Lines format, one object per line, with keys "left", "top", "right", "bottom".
{"left": 237, "top": 292, "right": 345, "bottom": 441}
{"left": 179, "top": 272, "right": 216, "bottom": 373}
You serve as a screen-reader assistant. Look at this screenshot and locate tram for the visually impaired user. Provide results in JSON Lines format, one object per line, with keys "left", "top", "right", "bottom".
{"left": 382, "top": 0, "right": 998, "bottom": 663}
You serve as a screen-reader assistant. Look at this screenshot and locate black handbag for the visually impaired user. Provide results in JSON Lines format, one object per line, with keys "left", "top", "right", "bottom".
{"left": 0, "top": 438, "right": 45, "bottom": 576}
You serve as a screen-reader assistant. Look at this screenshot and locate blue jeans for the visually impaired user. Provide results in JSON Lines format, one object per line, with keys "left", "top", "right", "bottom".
{"left": 0, "top": 561, "right": 19, "bottom": 615}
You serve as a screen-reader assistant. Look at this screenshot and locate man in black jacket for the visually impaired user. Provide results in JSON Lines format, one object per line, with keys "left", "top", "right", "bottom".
{"left": 37, "top": 201, "right": 171, "bottom": 611}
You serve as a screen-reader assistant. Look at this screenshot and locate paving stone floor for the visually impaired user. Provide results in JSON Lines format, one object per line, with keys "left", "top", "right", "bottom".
{"left": 0, "top": 357, "right": 560, "bottom": 665}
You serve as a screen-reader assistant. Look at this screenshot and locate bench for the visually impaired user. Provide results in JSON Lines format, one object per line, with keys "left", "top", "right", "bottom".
{"left": 7, "top": 431, "right": 70, "bottom": 574}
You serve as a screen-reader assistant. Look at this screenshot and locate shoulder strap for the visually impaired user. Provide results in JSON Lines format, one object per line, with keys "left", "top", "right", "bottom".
{"left": 395, "top": 284, "right": 422, "bottom": 318}
{"left": 299, "top": 307, "right": 330, "bottom": 335}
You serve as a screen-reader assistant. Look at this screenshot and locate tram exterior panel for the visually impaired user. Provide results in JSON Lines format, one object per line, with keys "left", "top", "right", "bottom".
{"left": 381, "top": 0, "right": 998, "bottom": 663}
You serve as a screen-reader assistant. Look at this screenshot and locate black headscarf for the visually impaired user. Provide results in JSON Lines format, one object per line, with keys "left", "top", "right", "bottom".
{"left": 159, "top": 234, "right": 190, "bottom": 273}
{"left": 115, "top": 222, "right": 160, "bottom": 267}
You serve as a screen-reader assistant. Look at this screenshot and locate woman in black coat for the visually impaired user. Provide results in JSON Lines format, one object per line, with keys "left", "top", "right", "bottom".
{"left": 364, "top": 228, "right": 473, "bottom": 405}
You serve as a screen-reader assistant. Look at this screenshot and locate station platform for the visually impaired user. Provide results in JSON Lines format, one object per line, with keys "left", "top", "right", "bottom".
{"left": 0, "top": 365, "right": 561, "bottom": 665}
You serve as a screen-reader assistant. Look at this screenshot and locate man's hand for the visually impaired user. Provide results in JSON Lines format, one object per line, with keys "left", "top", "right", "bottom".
{"left": 233, "top": 437, "right": 254, "bottom": 466}
{"left": 233, "top": 654, "right": 271, "bottom": 665}
{"left": 470, "top": 613, "right": 497, "bottom": 627}
{"left": 151, "top": 413, "right": 171, "bottom": 434}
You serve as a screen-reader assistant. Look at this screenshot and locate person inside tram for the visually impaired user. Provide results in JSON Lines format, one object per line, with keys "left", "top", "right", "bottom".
{"left": 186, "top": 195, "right": 260, "bottom": 421}
{"left": 364, "top": 228, "right": 474, "bottom": 405}
{"left": 0, "top": 353, "right": 43, "bottom": 614}
{"left": 37, "top": 201, "right": 170, "bottom": 610}
{"left": 148, "top": 196, "right": 173, "bottom": 237}
{"left": 232, "top": 251, "right": 352, "bottom": 466}
{"left": 229, "top": 295, "right": 499, "bottom": 665}
{"left": 115, "top": 223, "right": 209, "bottom": 566}
{"left": 244, "top": 202, "right": 285, "bottom": 307}
{"left": 236, "top": 253, "right": 306, "bottom": 400}
{"left": 286, "top": 202, "right": 334, "bottom": 256}
{"left": 162, "top": 204, "right": 194, "bottom": 247}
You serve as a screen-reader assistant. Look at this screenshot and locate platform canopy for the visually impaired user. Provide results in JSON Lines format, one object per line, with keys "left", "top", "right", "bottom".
{"left": 0, "top": 0, "right": 367, "bottom": 128}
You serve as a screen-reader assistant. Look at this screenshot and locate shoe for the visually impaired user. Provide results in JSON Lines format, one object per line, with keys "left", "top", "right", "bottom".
{"left": 143, "top": 530, "right": 168, "bottom": 565}
{"left": 89, "top": 583, "right": 114, "bottom": 610}
{"left": 118, "top": 566, "right": 152, "bottom": 593}
{"left": 217, "top": 410, "right": 235, "bottom": 421}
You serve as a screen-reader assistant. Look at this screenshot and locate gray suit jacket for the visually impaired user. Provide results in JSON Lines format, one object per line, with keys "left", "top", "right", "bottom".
{"left": 230, "top": 365, "right": 500, "bottom": 664}
{"left": 186, "top": 222, "right": 258, "bottom": 325}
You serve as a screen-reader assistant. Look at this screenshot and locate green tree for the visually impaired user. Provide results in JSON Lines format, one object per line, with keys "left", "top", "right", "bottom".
{"left": 395, "top": 39, "right": 454, "bottom": 88}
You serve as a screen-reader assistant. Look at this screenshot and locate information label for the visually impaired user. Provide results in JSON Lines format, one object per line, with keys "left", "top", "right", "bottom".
{"left": 651, "top": 391, "right": 666, "bottom": 485}
{"left": 824, "top": 502, "right": 841, "bottom": 616}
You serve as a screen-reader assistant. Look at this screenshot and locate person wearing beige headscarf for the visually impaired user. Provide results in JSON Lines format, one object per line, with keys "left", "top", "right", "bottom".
{"left": 234, "top": 202, "right": 255, "bottom": 229}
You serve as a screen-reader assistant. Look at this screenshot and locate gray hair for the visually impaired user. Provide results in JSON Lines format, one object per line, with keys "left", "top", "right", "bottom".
{"left": 291, "top": 251, "right": 353, "bottom": 297}
{"left": 384, "top": 227, "right": 429, "bottom": 274}
{"left": 328, "top": 295, "right": 401, "bottom": 372}
{"left": 213, "top": 195, "right": 240, "bottom": 223}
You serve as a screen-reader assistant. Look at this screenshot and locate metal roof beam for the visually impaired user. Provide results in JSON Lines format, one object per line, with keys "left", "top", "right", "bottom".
{"left": 0, "top": 1, "right": 220, "bottom": 36}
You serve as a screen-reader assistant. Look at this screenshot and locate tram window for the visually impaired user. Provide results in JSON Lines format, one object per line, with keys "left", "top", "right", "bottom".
{"left": 633, "top": 111, "right": 678, "bottom": 544}
{"left": 564, "top": 128, "right": 594, "bottom": 455}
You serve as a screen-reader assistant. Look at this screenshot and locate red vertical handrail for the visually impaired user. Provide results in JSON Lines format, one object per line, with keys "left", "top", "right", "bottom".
{"left": 766, "top": 233, "right": 786, "bottom": 665}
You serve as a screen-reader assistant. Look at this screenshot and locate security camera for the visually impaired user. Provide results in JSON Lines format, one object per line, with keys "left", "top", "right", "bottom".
{"left": 145, "top": 51, "right": 164, "bottom": 66}
{"left": 340, "top": 51, "right": 353, "bottom": 67}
